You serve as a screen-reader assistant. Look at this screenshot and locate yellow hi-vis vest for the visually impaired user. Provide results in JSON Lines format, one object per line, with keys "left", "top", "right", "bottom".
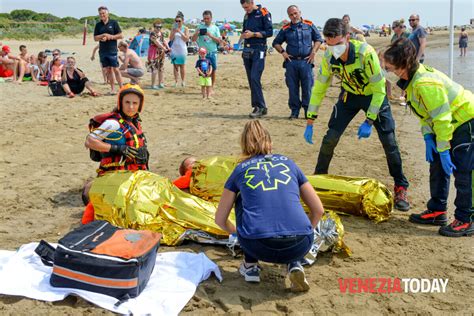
{"left": 405, "top": 64, "right": 474, "bottom": 152}
{"left": 308, "top": 40, "right": 385, "bottom": 121}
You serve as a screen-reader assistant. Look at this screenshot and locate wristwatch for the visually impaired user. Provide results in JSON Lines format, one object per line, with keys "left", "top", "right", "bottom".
{"left": 280, "top": 49, "right": 286, "bottom": 54}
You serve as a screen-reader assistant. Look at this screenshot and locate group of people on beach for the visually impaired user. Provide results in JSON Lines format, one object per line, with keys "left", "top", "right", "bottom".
{"left": 1, "top": 0, "right": 472, "bottom": 293}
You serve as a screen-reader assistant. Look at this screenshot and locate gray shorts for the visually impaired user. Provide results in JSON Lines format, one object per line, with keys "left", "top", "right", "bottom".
{"left": 126, "top": 68, "right": 145, "bottom": 78}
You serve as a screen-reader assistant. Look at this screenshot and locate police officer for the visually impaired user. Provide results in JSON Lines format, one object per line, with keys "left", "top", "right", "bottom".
{"left": 240, "top": 0, "right": 273, "bottom": 118}
{"left": 303, "top": 18, "right": 411, "bottom": 211}
{"left": 273, "top": 5, "right": 323, "bottom": 119}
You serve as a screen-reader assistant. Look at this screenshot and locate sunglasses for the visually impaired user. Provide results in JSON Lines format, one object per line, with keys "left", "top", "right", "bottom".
{"left": 408, "top": 19, "right": 417, "bottom": 22}
{"left": 52, "top": 53, "right": 59, "bottom": 56}
{"left": 175, "top": 19, "right": 182, "bottom": 22}
{"left": 154, "top": 25, "right": 162, "bottom": 28}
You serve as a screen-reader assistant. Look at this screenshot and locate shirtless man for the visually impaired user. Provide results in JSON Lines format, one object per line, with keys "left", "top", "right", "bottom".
{"left": 15, "top": 45, "right": 38, "bottom": 82}
{"left": 118, "top": 41, "right": 144, "bottom": 84}
{"left": 0, "top": 46, "right": 20, "bottom": 81}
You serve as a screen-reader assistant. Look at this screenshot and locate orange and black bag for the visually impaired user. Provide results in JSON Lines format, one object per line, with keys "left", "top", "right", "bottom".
{"left": 35, "top": 221, "right": 161, "bottom": 302}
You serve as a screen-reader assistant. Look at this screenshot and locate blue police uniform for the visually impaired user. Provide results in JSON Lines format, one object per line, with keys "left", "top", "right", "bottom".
{"left": 273, "top": 19, "right": 322, "bottom": 118}
{"left": 242, "top": 5, "right": 273, "bottom": 113}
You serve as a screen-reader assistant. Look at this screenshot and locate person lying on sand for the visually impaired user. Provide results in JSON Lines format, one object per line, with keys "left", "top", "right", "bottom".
{"left": 173, "top": 156, "right": 197, "bottom": 190}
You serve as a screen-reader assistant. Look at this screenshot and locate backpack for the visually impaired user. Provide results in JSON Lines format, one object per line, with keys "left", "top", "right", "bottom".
{"left": 88, "top": 112, "right": 118, "bottom": 162}
{"left": 35, "top": 221, "right": 161, "bottom": 303}
{"left": 48, "top": 80, "right": 66, "bottom": 96}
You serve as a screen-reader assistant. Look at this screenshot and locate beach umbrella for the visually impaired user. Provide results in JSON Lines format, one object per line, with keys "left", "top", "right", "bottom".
{"left": 362, "top": 24, "right": 371, "bottom": 29}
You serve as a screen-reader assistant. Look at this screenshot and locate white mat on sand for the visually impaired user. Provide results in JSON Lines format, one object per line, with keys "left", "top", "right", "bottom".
{"left": 0, "top": 242, "right": 222, "bottom": 315}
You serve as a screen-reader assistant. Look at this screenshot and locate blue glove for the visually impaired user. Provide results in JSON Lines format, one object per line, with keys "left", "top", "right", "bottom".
{"left": 304, "top": 125, "right": 313, "bottom": 144}
{"left": 423, "top": 134, "right": 437, "bottom": 163}
{"left": 357, "top": 120, "right": 373, "bottom": 139}
{"left": 439, "top": 150, "right": 456, "bottom": 175}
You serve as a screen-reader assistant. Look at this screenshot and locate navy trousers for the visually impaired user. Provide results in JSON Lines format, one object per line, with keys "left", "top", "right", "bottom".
{"left": 239, "top": 233, "right": 314, "bottom": 264}
{"left": 243, "top": 47, "right": 266, "bottom": 109}
{"left": 315, "top": 91, "right": 410, "bottom": 188}
{"left": 285, "top": 59, "right": 314, "bottom": 117}
{"left": 428, "top": 119, "right": 473, "bottom": 222}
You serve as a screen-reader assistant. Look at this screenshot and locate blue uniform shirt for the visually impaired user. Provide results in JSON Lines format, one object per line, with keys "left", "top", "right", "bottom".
{"left": 224, "top": 154, "right": 312, "bottom": 239}
{"left": 242, "top": 5, "right": 273, "bottom": 46}
{"left": 272, "top": 19, "right": 322, "bottom": 58}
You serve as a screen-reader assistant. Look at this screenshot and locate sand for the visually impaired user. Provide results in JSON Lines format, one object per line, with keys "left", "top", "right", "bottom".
{"left": 0, "top": 30, "right": 472, "bottom": 315}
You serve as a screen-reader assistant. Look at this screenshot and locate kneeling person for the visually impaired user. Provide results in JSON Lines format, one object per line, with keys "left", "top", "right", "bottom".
{"left": 215, "top": 120, "right": 324, "bottom": 292}
{"left": 118, "top": 41, "right": 145, "bottom": 84}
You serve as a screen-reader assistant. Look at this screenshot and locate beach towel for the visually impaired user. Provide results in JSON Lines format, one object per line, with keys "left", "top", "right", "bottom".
{"left": 0, "top": 242, "right": 222, "bottom": 315}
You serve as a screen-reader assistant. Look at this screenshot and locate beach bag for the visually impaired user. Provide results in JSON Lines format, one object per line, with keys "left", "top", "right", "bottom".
{"left": 35, "top": 220, "right": 161, "bottom": 302}
{"left": 48, "top": 80, "right": 66, "bottom": 96}
{"left": 88, "top": 112, "right": 117, "bottom": 162}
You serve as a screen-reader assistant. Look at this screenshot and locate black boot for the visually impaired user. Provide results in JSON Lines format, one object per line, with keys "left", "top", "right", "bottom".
{"left": 409, "top": 210, "right": 448, "bottom": 226}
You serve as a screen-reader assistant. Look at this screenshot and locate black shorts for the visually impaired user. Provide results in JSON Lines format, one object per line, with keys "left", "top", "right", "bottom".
{"left": 99, "top": 53, "right": 119, "bottom": 68}
{"left": 68, "top": 78, "right": 89, "bottom": 94}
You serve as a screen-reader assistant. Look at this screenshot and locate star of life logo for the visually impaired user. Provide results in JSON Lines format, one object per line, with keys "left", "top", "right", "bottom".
{"left": 244, "top": 161, "right": 291, "bottom": 191}
{"left": 338, "top": 278, "right": 449, "bottom": 294}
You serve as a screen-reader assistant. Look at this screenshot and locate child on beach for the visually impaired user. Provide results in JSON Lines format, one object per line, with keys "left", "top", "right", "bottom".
{"left": 195, "top": 47, "right": 213, "bottom": 98}
{"left": 50, "top": 57, "right": 64, "bottom": 81}
{"left": 36, "top": 51, "right": 50, "bottom": 82}
{"left": 91, "top": 44, "right": 109, "bottom": 84}
{"left": 147, "top": 28, "right": 169, "bottom": 89}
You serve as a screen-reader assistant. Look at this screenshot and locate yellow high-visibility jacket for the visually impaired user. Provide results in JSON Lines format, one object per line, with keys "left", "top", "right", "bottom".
{"left": 308, "top": 40, "right": 385, "bottom": 121}
{"left": 404, "top": 64, "right": 474, "bottom": 152}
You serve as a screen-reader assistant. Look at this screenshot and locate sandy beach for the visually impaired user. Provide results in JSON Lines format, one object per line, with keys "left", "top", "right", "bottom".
{"left": 0, "top": 30, "right": 472, "bottom": 314}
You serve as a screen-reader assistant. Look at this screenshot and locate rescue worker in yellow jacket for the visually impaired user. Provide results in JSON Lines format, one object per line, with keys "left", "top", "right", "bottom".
{"left": 303, "top": 18, "right": 410, "bottom": 211}
{"left": 384, "top": 38, "right": 473, "bottom": 237}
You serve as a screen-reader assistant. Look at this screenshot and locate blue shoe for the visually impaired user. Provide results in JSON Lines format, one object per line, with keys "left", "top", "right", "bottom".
{"left": 288, "top": 261, "right": 309, "bottom": 292}
{"left": 239, "top": 262, "right": 261, "bottom": 283}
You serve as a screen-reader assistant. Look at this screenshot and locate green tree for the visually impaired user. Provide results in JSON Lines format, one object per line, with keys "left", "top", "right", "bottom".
{"left": 10, "top": 9, "right": 36, "bottom": 21}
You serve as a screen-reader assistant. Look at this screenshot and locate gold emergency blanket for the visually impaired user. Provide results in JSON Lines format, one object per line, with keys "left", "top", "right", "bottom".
{"left": 190, "top": 156, "right": 393, "bottom": 222}
{"left": 89, "top": 170, "right": 349, "bottom": 256}
{"left": 89, "top": 171, "right": 234, "bottom": 246}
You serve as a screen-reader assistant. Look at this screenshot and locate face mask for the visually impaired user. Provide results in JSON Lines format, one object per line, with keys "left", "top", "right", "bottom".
{"left": 384, "top": 71, "right": 400, "bottom": 84}
{"left": 327, "top": 43, "right": 346, "bottom": 59}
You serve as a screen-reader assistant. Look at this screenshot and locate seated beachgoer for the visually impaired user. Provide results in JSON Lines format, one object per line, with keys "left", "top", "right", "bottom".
{"left": 61, "top": 56, "right": 99, "bottom": 98}
{"left": 0, "top": 46, "right": 17, "bottom": 79}
{"left": 118, "top": 41, "right": 144, "bottom": 84}
{"left": 50, "top": 57, "right": 64, "bottom": 81}
{"left": 14, "top": 45, "right": 37, "bottom": 82}
{"left": 215, "top": 120, "right": 324, "bottom": 292}
{"left": 36, "top": 51, "right": 50, "bottom": 82}
{"left": 173, "top": 156, "right": 197, "bottom": 190}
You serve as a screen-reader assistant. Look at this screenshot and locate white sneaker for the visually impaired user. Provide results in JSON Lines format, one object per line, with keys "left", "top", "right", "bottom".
{"left": 181, "top": 81, "right": 186, "bottom": 88}
{"left": 239, "top": 262, "right": 261, "bottom": 283}
{"left": 288, "top": 262, "right": 309, "bottom": 292}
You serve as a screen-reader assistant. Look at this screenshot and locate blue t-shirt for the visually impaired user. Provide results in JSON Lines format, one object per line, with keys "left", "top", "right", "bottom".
{"left": 408, "top": 26, "right": 427, "bottom": 57}
{"left": 195, "top": 58, "right": 211, "bottom": 76}
{"left": 224, "top": 154, "right": 312, "bottom": 239}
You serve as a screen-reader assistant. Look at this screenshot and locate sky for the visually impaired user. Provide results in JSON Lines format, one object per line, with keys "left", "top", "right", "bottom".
{"left": 1, "top": 0, "right": 473, "bottom": 27}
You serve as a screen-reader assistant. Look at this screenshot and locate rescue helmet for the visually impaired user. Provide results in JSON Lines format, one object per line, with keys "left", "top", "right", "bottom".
{"left": 117, "top": 83, "right": 145, "bottom": 113}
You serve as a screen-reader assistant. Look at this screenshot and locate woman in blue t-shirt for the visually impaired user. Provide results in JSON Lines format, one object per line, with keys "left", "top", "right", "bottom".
{"left": 215, "top": 120, "right": 324, "bottom": 292}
